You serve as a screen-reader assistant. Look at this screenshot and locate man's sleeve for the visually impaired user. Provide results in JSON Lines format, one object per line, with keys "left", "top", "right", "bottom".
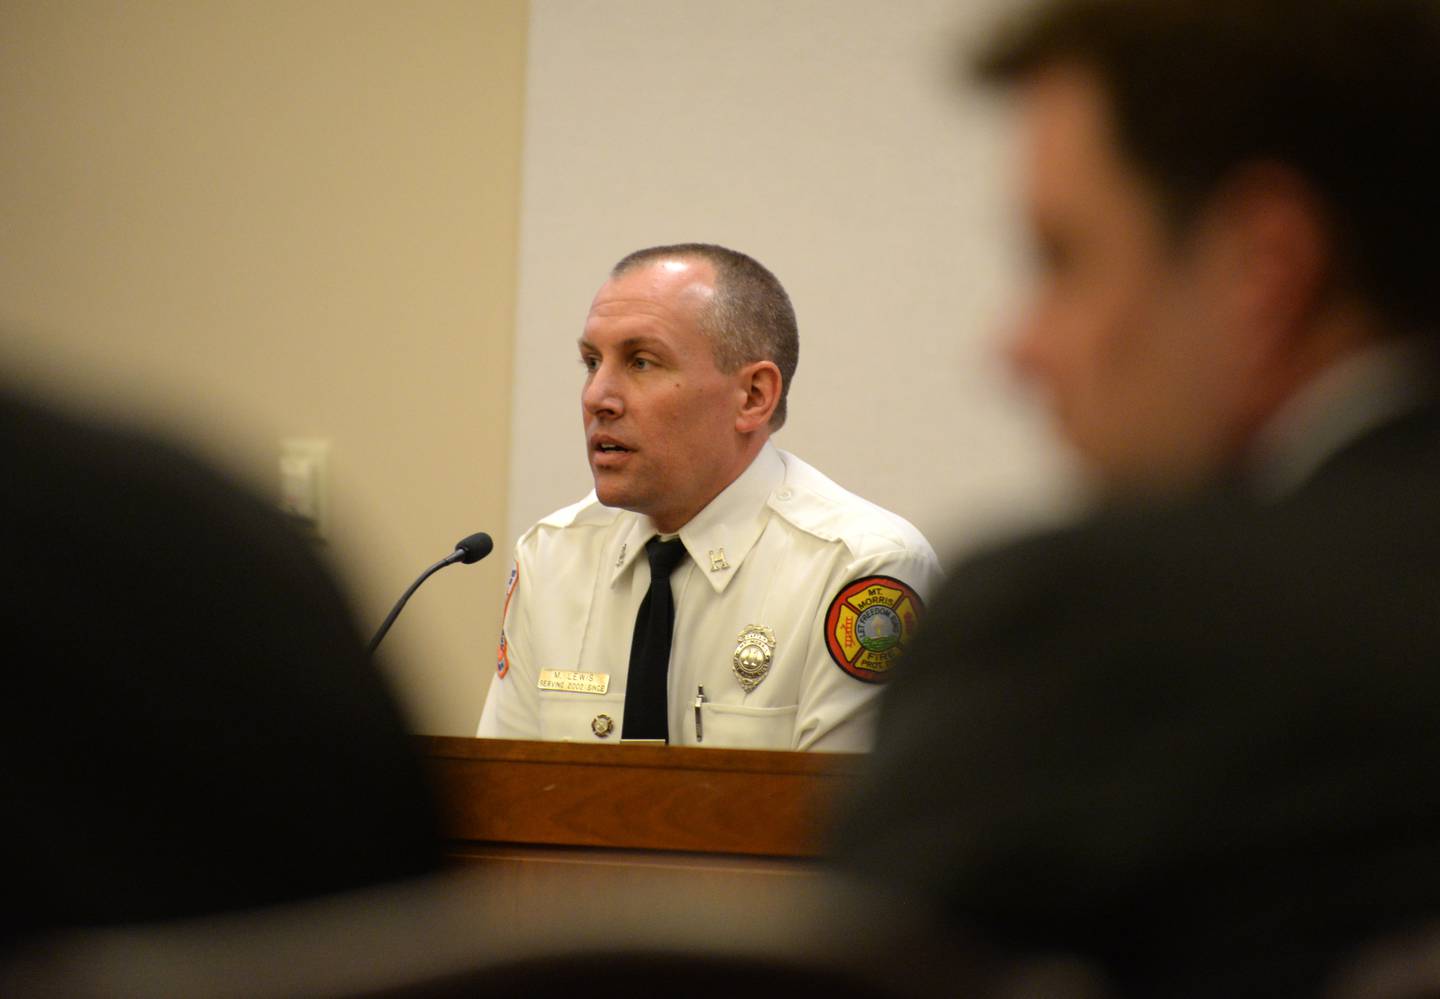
{"left": 793, "top": 547, "right": 945, "bottom": 752}
{"left": 476, "top": 551, "right": 542, "bottom": 739}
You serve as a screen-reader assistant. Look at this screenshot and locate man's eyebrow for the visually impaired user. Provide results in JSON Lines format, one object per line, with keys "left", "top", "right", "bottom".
{"left": 576, "top": 335, "right": 669, "bottom": 353}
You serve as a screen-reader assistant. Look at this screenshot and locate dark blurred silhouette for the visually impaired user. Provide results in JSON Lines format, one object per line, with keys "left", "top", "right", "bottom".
{"left": 0, "top": 385, "right": 440, "bottom": 949}
{"left": 834, "top": 1, "right": 1440, "bottom": 996}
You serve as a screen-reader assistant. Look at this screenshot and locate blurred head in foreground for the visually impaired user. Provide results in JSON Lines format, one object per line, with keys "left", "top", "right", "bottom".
{"left": 987, "top": 0, "right": 1440, "bottom": 497}
{"left": 0, "top": 384, "right": 439, "bottom": 948}
{"left": 831, "top": 3, "right": 1440, "bottom": 997}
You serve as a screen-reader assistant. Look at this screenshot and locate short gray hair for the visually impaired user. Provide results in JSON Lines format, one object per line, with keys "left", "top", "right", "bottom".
{"left": 612, "top": 243, "right": 799, "bottom": 430}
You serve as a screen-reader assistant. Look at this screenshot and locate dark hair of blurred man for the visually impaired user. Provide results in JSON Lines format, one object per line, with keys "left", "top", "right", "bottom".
{"left": 833, "top": 2, "right": 1440, "bottom": 996}
{"left": 990, "top": 0, "right": 1440, "bottom": 498}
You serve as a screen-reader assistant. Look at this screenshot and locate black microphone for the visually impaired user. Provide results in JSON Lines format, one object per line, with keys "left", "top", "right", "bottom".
{"left": 450, "top": 531, "right": 494, "bottom": 565}
{"left": 368, "top": 532, "right": 494, "bottom": 655}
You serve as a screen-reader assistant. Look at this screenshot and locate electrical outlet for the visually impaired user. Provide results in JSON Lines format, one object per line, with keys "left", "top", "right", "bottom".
{"left": 279, "top": 438, "right": 329, "bottom": 540}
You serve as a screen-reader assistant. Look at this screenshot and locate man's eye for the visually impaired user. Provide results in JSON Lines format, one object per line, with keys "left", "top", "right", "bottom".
{"left": 580, "top": 356, "right": 599, "bottom": 373}
{"left": 1032, "top": 231, "right": 1073, "bottom": 276}
{"left": 632, "top": 357, "right": 654, "bottom": 371}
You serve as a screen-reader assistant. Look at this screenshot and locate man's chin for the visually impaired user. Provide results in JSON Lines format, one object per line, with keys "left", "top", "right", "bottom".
{"left": 593, "top": 481, "right": 644, "bottom": 513}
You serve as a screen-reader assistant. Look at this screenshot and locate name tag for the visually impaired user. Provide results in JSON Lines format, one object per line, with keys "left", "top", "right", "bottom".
{"left": 537, "top": 669, "right": 610, "bottom": 694}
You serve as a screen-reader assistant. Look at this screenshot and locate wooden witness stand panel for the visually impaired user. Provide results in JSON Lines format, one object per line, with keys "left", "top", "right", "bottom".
{"left": 417, "top": 736, "right": 865, "bottom": 859}
{"left": 417, "top": 738, "right": 866, "bottom": 920}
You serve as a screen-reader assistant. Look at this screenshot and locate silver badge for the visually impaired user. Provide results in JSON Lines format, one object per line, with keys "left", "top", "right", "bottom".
{"left": 731, "top": 624, "right": 776, "bottom": 693}
{"left": 591, "top": 713, "right": 615, "bottom": 738}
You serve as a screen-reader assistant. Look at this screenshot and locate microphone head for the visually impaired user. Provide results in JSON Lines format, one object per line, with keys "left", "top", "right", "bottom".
{"left": 453, "top": 532, "right": 494, "bottom": 565}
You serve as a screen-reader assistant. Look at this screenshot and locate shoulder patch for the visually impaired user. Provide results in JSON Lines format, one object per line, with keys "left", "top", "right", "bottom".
{"left": 495, "top": 562, "right": 518, "bottom": 678}
{"left": 824, "top": 575, "right": 924, "bottom": 684}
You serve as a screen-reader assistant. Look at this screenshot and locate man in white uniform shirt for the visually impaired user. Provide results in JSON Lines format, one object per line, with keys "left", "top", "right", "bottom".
{"left": 478, "top": 244, "right": 941, "bottom": 751}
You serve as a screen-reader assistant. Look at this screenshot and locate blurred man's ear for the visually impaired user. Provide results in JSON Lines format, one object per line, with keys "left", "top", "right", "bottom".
{"left": 735, "top": 361, "right": 782, "bottom": 434}
{"left": 1206, "top": 163, "right": 1333, "bottom": 356}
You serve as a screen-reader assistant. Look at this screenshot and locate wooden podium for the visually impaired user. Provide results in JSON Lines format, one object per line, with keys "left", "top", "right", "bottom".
{"left": 415, "top": 736, "right": 865, "bottom": 916}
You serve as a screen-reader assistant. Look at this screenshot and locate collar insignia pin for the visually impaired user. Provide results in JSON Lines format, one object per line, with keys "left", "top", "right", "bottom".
{"left": 709, "top": 548, "right": 729, "bottom": 572}
{"left": 732, "top": 624, "right": 776, "bottom": 693}
{"left": 615, "top": 543, "right": 627, "bottom": 568}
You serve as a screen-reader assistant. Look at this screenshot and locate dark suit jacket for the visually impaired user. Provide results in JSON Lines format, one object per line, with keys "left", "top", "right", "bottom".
{"left": 0, "top": 389, "right": 440, "bottom": 947}
{"left": 833, "top": 400, "right": 1440, "bottom": 997}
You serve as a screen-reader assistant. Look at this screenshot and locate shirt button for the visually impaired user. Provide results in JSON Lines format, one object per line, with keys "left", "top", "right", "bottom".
{"left": 776, "top": 487, "right": 793, "bottom": 501}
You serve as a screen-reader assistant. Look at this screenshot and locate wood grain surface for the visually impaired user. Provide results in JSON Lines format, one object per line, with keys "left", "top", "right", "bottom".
{"left": 416, "top": 736, "right": 864, "bottom": 858}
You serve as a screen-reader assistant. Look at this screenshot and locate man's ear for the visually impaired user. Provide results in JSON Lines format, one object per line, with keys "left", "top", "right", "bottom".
{"left": 1207, "top": 163, "right": 1333, "bottom": 353}
{"left": 735, "top": 361, "right": 782, "bottom": 434}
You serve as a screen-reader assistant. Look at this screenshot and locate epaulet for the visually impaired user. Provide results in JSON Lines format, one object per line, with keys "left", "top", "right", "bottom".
{"left": 525, "top": 491, "right": 619, "bottom": 537}
{"left": 767, "top": 450, "right": 934, "bottom": 561}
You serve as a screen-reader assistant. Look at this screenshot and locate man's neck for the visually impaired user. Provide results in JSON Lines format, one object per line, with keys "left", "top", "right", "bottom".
{"left": 648, "top": 435, "right": 771, "bottom": 533}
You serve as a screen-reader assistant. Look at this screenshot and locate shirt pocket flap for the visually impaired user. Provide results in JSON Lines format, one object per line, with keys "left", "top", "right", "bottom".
{"left": 699, "top": 702, "right": 798, "bottom": 750}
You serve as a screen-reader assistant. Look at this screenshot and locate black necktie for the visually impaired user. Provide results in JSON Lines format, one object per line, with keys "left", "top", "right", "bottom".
{"left": 622, "top": 537, "right": 688, "bottom": 741}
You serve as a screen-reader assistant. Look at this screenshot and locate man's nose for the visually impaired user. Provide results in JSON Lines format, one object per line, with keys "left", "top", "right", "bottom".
{"left": 581, "top": 363, "right": 623, "bottom": 418}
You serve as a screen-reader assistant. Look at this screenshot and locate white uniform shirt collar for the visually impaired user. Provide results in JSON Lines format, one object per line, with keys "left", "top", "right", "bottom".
{"left": 1247, "top": 338, "right": 1436, "bottom": 499}
{"left": 608, "top": 443, "right": 786, "bottom": 593}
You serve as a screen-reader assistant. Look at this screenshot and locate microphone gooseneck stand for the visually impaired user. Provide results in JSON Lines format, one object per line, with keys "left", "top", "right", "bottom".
{"left": 368, "top": 532, "right": 493, "bottom": 655}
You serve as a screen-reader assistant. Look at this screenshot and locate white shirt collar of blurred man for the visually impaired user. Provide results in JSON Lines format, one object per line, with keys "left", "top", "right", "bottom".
{"left": 1247, "top": 337, "right": 1438, "bottom": 498}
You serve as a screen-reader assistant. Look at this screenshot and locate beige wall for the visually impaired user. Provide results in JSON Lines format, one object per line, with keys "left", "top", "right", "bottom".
{"left": 0, "top": 0, "right": 527, "bottom": 734}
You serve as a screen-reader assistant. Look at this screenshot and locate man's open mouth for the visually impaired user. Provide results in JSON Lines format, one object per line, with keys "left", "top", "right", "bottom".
{"left": 591, "top": 434, "right": 633, "bottom": 454}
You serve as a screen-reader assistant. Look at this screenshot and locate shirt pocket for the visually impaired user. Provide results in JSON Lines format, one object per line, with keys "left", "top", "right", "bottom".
{"left": 698, "top": 702, "right": 798, "bottom": 750}
{"left": 537, "top": 691, "right": 625, "bottom": 742}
